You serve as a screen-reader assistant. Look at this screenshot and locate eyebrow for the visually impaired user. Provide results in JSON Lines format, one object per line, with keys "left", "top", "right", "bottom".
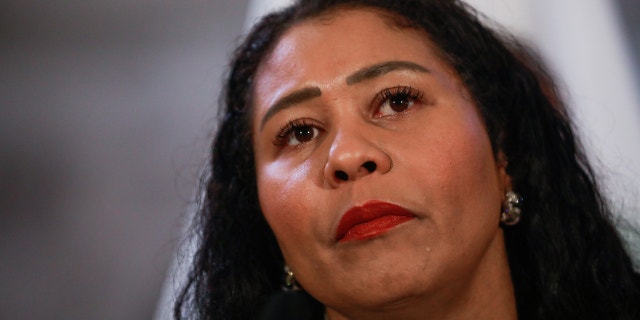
{"left": 259, "top": 60, "right": 429, "bottom": 131}
{"left": 345, "top": 60, "right": 429, "bottom": 85}
{"left": 260, "top": 86, "right": 322, "bottom": 131}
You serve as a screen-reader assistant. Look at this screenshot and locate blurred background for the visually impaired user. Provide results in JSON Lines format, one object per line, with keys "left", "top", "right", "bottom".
{"left": 0, "top": 0, "right": 638, "bottom": 319}
{"left": 1, "top": 1, "right": 248, "bottom": 319}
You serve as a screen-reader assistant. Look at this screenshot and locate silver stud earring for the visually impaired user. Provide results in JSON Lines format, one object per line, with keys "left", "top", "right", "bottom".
{"left": 501, "top": 190, "right": 522, "bottom": 226}
{"left": 283, "top": 265, "right": 299, "bottom": 291}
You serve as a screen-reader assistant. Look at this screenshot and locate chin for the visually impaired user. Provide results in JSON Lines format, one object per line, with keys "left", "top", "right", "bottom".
{"left": 320, "top": 249, "right": 438, "bottom": 310}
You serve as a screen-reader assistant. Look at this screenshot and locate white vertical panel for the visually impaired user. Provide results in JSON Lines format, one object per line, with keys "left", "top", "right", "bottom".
{"left": 529, "top": 0, "right": 640, "bottom": 216}
{"left": 465, "top": 0, "right": 640, "bottom": 265}
{"left": 463, "top": 0, "right": 534, "bottom": 38}
{"left": 464, "top": 0, "right": 640, "bottom": 222}
{"left": 244, "top": 0, "right": 294, "bottom": 32}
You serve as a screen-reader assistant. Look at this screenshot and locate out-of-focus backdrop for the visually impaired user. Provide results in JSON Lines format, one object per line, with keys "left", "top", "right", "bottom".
{"left": 0, "top": 1, "right": 638, "bottom": 319}
{"left": 0, "top": 1, "right": 249, "bottom": 319}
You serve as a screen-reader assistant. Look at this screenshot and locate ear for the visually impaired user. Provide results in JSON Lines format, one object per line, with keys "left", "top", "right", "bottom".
{"left": 496, "top": 151, "right": 512, "bottom": 194}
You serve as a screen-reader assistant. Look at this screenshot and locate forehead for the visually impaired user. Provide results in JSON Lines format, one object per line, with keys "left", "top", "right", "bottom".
{"left": 252, "top": 8, "right": 446, "bottom": 116}
{"left": 261, "top": 9, "right": 435, "bottom": 75}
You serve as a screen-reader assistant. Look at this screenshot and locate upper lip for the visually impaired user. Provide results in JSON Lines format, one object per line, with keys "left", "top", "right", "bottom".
{"left": 335, "top": 200, "right": 414, "bottom": 241}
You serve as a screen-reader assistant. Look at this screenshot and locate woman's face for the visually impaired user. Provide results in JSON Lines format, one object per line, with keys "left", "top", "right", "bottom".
{"left": 252, "top": 9, "right": 511, "bottom": 317}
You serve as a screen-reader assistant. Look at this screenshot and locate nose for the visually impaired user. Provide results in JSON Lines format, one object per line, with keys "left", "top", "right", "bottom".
{"left": 323, "top": 128, "right": 392, "bottom": 188}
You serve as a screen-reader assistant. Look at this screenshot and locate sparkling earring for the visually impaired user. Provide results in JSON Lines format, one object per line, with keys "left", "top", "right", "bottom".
{"left": 501, "top": 190, "right": 522, "bottom": 226}
{"left": 283, "top": 265, "right": 299, "bottom": 291}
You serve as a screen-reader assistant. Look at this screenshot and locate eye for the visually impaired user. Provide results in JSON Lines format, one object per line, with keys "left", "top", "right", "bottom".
{"left": 273, "top": 118, "right": 322, "bottom": 147}
{"left": 374, "top": 86, "right": 424, "bottom": 117}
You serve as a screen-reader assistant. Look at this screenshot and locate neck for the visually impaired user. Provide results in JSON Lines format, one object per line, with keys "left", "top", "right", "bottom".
{"left": 326, "top": 231, "right": 517, "bottom": 320}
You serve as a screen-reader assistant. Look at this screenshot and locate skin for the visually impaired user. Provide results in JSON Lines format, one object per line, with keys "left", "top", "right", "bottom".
{"left": 252, "top": 9, "right": 516, "bottom": 320}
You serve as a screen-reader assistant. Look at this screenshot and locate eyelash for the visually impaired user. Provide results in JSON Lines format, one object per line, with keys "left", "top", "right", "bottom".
{"left": 273, "top": 118, "right": 322, "bottom": 147}
{"left": 373, "top": 85, "right": 424, "bottom": 117}
{"left": 272, "top": 85, "right": 424, "bottom": 147}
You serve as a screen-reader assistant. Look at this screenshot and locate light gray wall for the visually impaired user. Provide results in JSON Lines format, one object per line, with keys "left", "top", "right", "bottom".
{"left": 0, "top": 1, "right": 247, "bottom": 319}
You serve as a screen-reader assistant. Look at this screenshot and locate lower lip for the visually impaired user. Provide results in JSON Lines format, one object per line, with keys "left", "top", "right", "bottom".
{"left": 339, "top": 215, "right": 414, "bottom": 242}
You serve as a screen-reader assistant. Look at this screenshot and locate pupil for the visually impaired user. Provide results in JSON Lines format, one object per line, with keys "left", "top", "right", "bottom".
{"left": 294, "top": 126, "right": 314, "bottom": 142}
{"left": 391, "top": 95, "right": 409, "bottom": 112}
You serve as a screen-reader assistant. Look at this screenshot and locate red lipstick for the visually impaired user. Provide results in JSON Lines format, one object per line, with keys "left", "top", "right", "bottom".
{"left": 336, "top": 200, "right": 414, "bottom": 242}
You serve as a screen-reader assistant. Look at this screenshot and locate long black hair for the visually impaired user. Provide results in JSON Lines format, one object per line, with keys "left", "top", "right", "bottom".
{"left": 175, "top": 1, "right": 640, "bottom": 319}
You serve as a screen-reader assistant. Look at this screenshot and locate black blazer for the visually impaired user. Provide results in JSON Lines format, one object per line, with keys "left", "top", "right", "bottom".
{"left": 257, "top": 291, "right": 324, "bottom": 320}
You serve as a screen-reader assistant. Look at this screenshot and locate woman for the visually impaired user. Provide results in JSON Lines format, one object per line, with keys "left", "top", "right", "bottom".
{"left": 175, "top": 0, "right": 640, "bottom": 319}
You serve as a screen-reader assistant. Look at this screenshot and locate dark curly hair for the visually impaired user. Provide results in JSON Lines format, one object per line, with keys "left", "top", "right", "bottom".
{"left": 174, "top": 0, "right": 640, "bottom": 319}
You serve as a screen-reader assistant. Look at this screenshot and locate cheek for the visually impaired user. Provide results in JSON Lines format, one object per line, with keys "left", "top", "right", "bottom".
{"left": 446, "top": 133, "right": 497, "bottom": 191}
{"left": 435, "top": 128, "right": 503, "bottom": 242}
{"left": 437, "top": 107, "right": 499, "bottom": 191}
{"left": 405, "top": 109, "right": 501, "bottom": 222}
{"left": 256, "top": 160, "right": 319, "bottom": 252}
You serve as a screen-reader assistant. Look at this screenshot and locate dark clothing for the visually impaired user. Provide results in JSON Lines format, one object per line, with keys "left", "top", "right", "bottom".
{"left": 257, "top": 291, "right": 324, "bottom": 320}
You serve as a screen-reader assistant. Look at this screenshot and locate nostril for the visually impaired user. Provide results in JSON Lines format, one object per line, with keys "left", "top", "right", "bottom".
{"left": 362, "top": 161, "right": 377, "bottom": 173}
{"left": 335, "top": 170, "right": 349, "bottom": 181}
